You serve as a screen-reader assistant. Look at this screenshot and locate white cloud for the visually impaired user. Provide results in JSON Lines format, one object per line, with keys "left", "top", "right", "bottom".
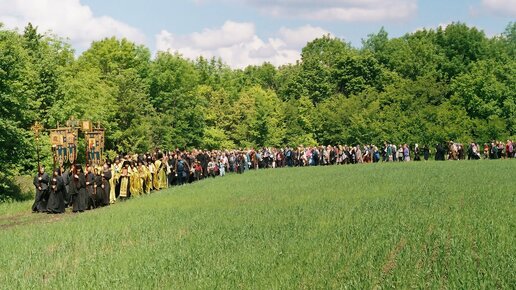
{"left": 0, "top": 0, "right": 146, "bottom": 50}
{"left": 190, "top": 21, "right": 255, "bottom": 49}
{"left": 197, "top": 0, "right": 417, "bottom": 22}
{"left": 278, "top": 26, "right": 330, "bottom": 48}
{"left": 480, "top": 0, "right": 516, "bottom": 17}
{"left": 156, "top": 22, "right": 331, "bottom": 68}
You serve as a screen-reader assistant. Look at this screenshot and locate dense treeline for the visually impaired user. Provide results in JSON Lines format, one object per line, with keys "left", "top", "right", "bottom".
{"left": 1, "top": 22, "right": 515, "bottom": 200}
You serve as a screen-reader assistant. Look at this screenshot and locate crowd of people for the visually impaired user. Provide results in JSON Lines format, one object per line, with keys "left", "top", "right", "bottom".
{"left": 32, "top": 140, "right": 514, "bottom": 214}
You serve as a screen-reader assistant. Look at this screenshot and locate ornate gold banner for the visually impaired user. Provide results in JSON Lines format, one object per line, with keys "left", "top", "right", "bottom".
{"left": 50, "top": 126, "right": 78, "bottom": 164}
{"left": 67, "top": 128, "right": 78, "bottom": 163}
{"left": 87, "top": 129, "right": 105, "bottom": 165}
{"left": 81, "top": 120, "right": 93, "bottom": 132}
{"left": 50, "top": 128, "right": 66, "bottom": 146}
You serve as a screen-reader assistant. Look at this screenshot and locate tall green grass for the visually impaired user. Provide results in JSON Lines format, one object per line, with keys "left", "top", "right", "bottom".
{"left": 0, "top": 161, "right": 514, "bottom": 289}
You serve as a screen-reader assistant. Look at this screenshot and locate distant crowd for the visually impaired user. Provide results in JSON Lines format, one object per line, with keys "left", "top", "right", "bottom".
{"left": 32, "top": 140, "right": 514, "bottom": 214}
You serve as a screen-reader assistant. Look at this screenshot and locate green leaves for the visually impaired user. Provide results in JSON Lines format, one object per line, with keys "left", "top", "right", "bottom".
{"left": 1, "top": 21, "right": 516, "bottom": 198}
{"left": 203, "top": 127, "right": 235, "bottom": 150}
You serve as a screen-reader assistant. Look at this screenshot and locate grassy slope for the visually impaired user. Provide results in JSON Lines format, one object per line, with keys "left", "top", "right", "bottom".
{"left": 0, "top": 161, "right": 514, "bottom": 289}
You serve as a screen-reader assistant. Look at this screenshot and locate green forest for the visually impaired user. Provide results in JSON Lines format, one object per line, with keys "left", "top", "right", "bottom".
{"left": 0, "top": 22, "right": 515, "bottom": 199}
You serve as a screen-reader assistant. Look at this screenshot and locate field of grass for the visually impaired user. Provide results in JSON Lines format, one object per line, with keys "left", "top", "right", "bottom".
{"left": 0, "top": 160, "right": 514, "bottom": 289}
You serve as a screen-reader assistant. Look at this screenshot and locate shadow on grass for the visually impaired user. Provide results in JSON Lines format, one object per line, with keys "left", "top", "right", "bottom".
{"left": 0, "top": 175, "right": 34, "bottom": 203}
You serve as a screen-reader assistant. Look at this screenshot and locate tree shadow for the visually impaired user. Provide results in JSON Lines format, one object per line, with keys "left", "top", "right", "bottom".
{"left": 0, "top": 174, "right": 34, "bottom": 202}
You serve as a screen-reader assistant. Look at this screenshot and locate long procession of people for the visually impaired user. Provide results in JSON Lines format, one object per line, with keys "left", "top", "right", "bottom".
{"left": 32, "top": 140, "right": 514, "bottom": 214}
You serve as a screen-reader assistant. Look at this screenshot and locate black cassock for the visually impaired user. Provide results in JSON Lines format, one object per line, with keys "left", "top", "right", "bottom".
{"left": 98, "top": 170, "right": 111, "bottom": 206}
{"left": 47, "top": 175, "right": 66, "bottom": 213}
{"left": 85, "top": 172, "right": 96, "bottom": 209}
{"left": 32, "top": 173, "right": 49, "bottom": 212}
{"left": 61, "top": 170, "right": 71, "bottom": 206}
{"left": 94, "top": 175, "right": 103, "bottom": 206}
{"left": 71, "top": 173, "right": 87, "bottom": 212}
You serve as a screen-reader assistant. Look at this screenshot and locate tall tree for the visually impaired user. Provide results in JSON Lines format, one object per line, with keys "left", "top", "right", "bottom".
{"left": 300, "top": 35, "right": 349, "bottom": 104}
{"left": 149, "top": 52, "right": 204, "bottom": 148}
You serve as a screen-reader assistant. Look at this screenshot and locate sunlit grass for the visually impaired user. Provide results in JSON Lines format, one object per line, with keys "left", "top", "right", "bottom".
{"left": 0, "top": 160, "right": 514, "bottom": 288}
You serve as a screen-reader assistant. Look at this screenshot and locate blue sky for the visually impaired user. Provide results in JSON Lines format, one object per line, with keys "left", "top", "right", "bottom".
{"left": 0, "top": 0, "right": 514, "bottom": 67}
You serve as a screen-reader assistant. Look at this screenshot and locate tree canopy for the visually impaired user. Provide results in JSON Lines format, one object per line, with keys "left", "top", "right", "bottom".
{"left": 1, "top": 21, "right": 515, "bottom": 200}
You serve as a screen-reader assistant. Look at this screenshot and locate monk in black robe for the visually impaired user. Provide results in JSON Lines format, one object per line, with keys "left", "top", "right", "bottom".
{"left": 32, "top": 166, "right": 49, "bottom": 213}
{"left": 423, "top": 145, "right": 430, "bottom": 161}
{"left": 100, "top": 164, "right": 112, "bottom": 206}
{"left": 61, "top": 166, "right": 71, "bottom": 207}
{"left": 47, "top": 168, "right": 66, "bottom": 214}
{"left": 71, "top": 165, "right": 87, "bottom": 213}
{"left": 93, "top": 167, "right": 103, "bottom": 207}
{"left": 85, "top": 165, "right": 96, "bottom": 209}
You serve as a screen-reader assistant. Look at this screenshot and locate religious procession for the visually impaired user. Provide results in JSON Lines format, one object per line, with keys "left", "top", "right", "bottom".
{"left": 32, "top": 117, "right": 515, "bottom": 214}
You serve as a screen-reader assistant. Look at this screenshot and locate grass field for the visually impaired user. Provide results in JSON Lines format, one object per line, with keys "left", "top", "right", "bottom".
{"left": 0, "top": 161, "right": 514, "bottom": 289}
